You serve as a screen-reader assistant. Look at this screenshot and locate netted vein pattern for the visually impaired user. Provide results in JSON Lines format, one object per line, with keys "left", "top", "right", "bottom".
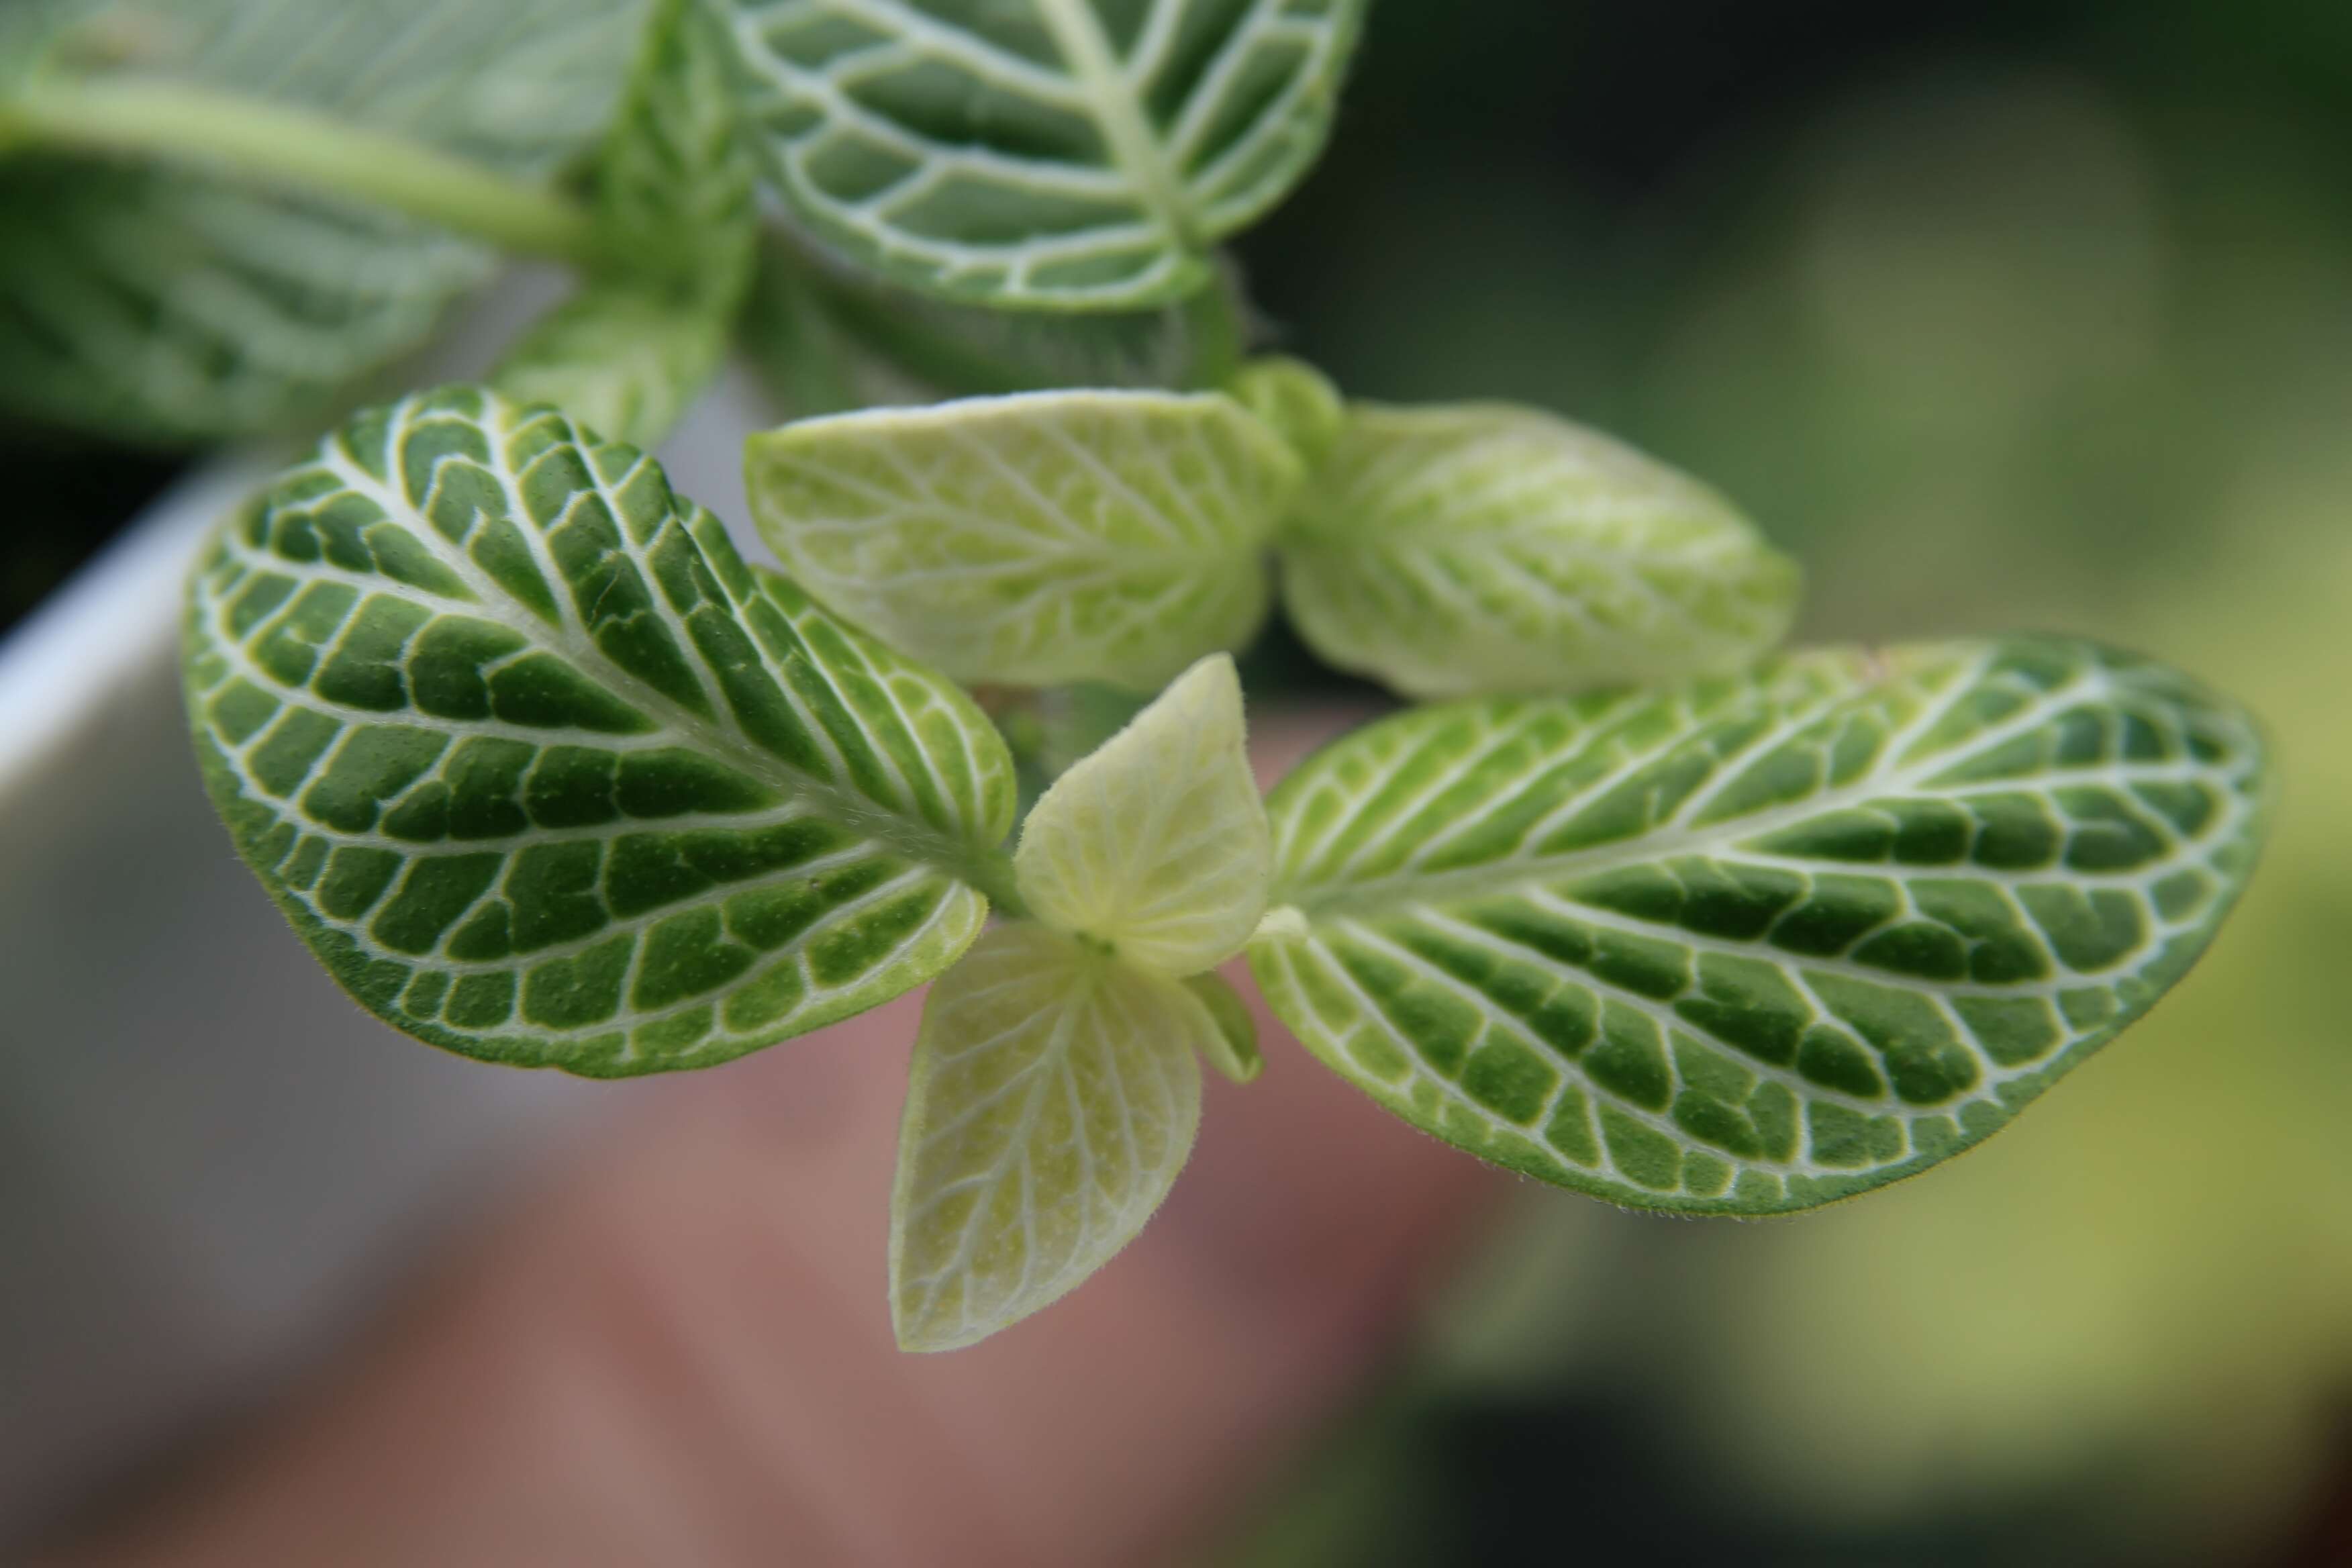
{"left": 720, "top": 0, "right": 1367, "bottom": 305}
{"left": 1251, "top": 639, "right": 2267, "bottom": 1213}
{"left": 185, "top": 386, "right": 1016, "bottom": 1075}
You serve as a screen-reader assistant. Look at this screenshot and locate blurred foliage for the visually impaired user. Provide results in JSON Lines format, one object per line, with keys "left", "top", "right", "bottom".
{"left": 1229, "top": 0, "right": 2352, "bottom": 1561}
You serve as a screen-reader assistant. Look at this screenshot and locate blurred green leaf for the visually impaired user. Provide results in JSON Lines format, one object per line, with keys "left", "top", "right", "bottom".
{"left": 1276, "top": 402, "right": 1801, "bottom": 699}
{"left": 0, "top": 0, "right": 646, "bottom": 443}
{"left": 494, "top": 0, "right": 760, "bottom": 446}
{"left": 712, "top": 0, "right": 1367, "bottom": 308}
{"left": 1185, "top": 970, "right": 1262, "bottom": 1083}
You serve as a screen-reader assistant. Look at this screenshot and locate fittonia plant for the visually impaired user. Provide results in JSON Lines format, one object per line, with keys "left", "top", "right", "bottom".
{"left": 3, "top": 0, "right": 2268, "bottom": 1349}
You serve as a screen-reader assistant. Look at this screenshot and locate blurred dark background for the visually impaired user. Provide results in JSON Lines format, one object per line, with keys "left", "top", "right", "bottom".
{"left": 7, "top": 1, "right": 2349, "bottom": 1563}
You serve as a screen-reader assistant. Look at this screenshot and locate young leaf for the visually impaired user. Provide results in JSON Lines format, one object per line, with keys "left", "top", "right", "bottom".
{"left": 744, "top": 391, "right": 1302, "bottom": 691}
{"left": 494, "top": 289, "right": 733, "bottom": 454}
{"left": 182, "top": 385, "right": 1019, "bottom": 1076}
{"left": 0, "top": 0, "right": 645, "bottom": 442}
{"left": 492, "top": 0, "right": 761, "bottom": 448}
{"left": 591, "top": 0, "right": 759, "bottom": 298}
{"left": 1275, "top": 402, "right": 1802, "bottom": 699}
{"left": 891, "top": 922, "right": 1214, "bottom": 1351}
{"left": 1249, "top": 638, "right": 2267, "bottom": 1214}
{"left": 713, "top": 0, "right": 1369, "bottom": 308}
{"left": 1014, "top": 653, "right": 1271, "bottom": 975}
{"left": 1229, "top": 354, "right": 1344, "bottom": 469}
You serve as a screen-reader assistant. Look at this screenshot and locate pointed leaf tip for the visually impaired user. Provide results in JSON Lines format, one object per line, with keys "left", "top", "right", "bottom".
{"left": 1014, "top": 653, "right": 1273, "bottom": 977}
{"left": 889, "top": 924, "right": 1211, "bottom": 1351}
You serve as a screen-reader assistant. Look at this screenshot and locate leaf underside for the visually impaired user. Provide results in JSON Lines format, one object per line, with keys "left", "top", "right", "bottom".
{"left": 1277, "top": 402, "right": 1802, "bottom": 700}
{"left": 745, "top": 389, "right": 1301, "bottom": 691}
{"left": 891, "top": 922, "right": 1209, "bottom": 1351}
{"left": 183, "top": 385, "right": 1016, "bottom": 1076}
{"left": 765, "top": 243, "right": 1244, "bottom": 415}
{"left": 1250, "top": 638, "right": 2267, "bottom": 1214}
{"left": 717, "top": 0, "right": 1367, "bottom": 308}
{"left": 0, "top": 0, "right": 644, "bottom": 442}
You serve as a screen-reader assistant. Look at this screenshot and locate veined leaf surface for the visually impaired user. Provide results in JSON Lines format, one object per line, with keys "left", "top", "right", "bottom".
{"left": 715, "top": 0, "right": 1368, "bottom": 308}
{"left": 183, "top": 385, "right": 1018, "bottom": 1076}
{"left": 0, "top": 0, "right": 645, "bottom": 442}
{"left": 891, "top": 922, "right": 1214, "bottom": 1351}
{"left": 1250, "top": 638, "right": 2267, "bottom": 1214}
{"left": 745, "top": 390, "right": 1301, "bottom": 690}
{"left": 1015, "top": 653, "right": 1271, "bottom": 975}
{"left": 1277, "top": 403, "right": 1802, "bottom": 699}
{"left": 741, "top": 242, "right": 1243, "bottom": 423}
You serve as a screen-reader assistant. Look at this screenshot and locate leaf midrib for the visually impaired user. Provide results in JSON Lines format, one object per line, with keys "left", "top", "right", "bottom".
{"left": 1275, "top": 669, "right": 2220, "bottom": 924}
{"left": 1033, "top": 0, "right": 1202, "bottom": 250}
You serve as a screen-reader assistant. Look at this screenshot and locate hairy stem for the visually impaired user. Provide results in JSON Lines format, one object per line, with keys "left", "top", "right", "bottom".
{"left": 1, "top": 80, "right": 609, "bottom": 268}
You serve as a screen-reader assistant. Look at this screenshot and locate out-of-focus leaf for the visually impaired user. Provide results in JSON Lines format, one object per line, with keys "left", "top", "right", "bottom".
{"left": 1276, "top": 402, "right": 1802, "bottom": 699}
{"left": 494, "top": 289, "right": 732, "bottom": 452}
{"left": 1229, "top": 354, "right": 1342, "bottom": 467}
{"left": 0, "top": 0, "right": 646, "bottom": 442}
{"left": 738, "top": 238, "right": 1247, "bottom": 421}
{"left": 183, "top": 384, "right": 1018, "bottom": 1075}
{"left": 1185, "top": 970, "right": 1262, "bottom": 1083}
{"left": 714, "top": 0, "right": 1367, "bottom": 309}
{"left": 493, "top": 0, "right": 759, "bottom": 447}
{"left": 1249, "top": 637, "right": 2267, "bottom": 1213}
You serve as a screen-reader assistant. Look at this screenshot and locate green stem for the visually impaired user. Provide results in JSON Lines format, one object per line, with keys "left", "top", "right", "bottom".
{"left": 960, "top": 848, "right": 1029, "bottom": 921}
{"left": 1, "top": 80, "right": 607, "bottom": 268}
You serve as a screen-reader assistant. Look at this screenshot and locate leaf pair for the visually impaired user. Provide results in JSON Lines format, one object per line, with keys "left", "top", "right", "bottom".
{"left": 891, "top": 654, "right": 1269, "bottom": 1351}
{"left": 744, "top": 367, "right": 1802, "bottom": 701}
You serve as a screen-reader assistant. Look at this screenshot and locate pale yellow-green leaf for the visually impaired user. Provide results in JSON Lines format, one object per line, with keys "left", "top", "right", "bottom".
{"left": 1230, "top": 355, "right": 1346, "bottom": 470}
{"left": 1014, "top": 653, "right": 1271, "bottom": 977}
{"left": 1184, "top": 971, "right": 1262, "bottom": 1085}
{"left": 889, "top": 923, "right": 1210, "bottom": 1353}
{"left": 1277, "top": 401, "right": 1802, "bottom": 699}
{"left": 743, "top": 391, "right": 1302, "bottom": 691}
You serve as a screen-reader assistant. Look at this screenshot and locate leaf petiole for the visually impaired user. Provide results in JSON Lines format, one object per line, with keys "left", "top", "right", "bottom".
{"left": 3, "top": 79, "right": 613, "bottom": 271}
